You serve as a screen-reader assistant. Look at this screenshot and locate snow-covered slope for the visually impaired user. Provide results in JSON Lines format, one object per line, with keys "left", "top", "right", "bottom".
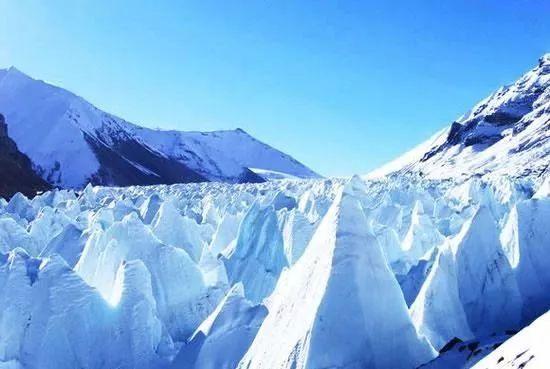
{"left": 471, "top": 309, "right": 550, "bottom": 369}
{"left": 0, "top": 67, "right": 319, "bottom": 188}
{"left": 368, "top": 54, "right": 550, "bottom": 181}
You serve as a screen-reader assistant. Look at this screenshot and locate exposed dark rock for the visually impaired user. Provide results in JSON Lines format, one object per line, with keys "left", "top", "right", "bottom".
{"left": 236, "top": 168, "right": 265, "bottom": 184}
{"left": 439, "top": 337, "right": 464, "bottom": 353}
{"left": 463, "top": 134, "right": 502, "bottom": 148}
{"left": 484, "top": 111, "right": 523, "bottom": 125}
{"left": 418, "top": 58, "right": 548, "bottom": 169}
{"left": 467, "top": 342, "right": 480, "bottom": 352}
{"left": 84, "top": 133, "right": 208, "bottom": 186}
{"left": 0, "top": 114, "right": 51, "bottom": 199}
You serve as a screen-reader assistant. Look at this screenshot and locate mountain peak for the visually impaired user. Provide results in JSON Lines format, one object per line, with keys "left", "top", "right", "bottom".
{"left": 367, "top": 53, "right": 550, "bottom": 181}
{"left": 539, "top": 53, "right": 550, "bottom": 67}
{"left": 0, "top": 66, "right": 35, "bottom": 87}
{"left": 5, "top": 66, "right": 30, "bottom": 79}
{"left": 0, "top": 68, "right": 319, "bottom": 188}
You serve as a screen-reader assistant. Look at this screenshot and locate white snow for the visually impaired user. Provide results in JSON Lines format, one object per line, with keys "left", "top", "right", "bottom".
{"left": 0, "top": 67, "right": 319, "bottom": 188}
{"left": 472, "top": 309, "right": 550, "bottom": 369}
{"left": 365, "top": 54, "right": 550, "bottom": 182}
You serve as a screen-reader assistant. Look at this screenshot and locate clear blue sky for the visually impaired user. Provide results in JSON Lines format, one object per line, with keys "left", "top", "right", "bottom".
{"left": 1, "top": 1, "right": 549, "bottom": 176}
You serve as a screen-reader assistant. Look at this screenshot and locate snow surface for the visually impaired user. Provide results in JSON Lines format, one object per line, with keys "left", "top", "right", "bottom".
{"left": 471, "top": 309, "right": 550, "bottom": 369}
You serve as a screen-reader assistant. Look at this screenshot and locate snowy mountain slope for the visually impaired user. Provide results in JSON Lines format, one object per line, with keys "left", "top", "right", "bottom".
{"left": 367, "top": 54, "right": 550, "bottom": 181}
{"left": 471, "top": 309, "right": 550, "bottom": 369}
{"left": 417, "top": 334, "right": 514, "bottom": 369}
{"left": 131, "top": 126, "right": 319, "bottom": 182}
{"left": 0, "top": 67, "right": 319, "bottom": 189}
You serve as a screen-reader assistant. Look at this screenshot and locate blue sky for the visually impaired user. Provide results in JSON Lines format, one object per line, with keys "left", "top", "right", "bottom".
{"left": 1, "top": 1, "right": 549, "bottom": 176}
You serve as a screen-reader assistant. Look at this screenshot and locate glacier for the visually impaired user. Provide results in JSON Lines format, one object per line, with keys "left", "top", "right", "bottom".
{"left": 0, "top": 171, "right": 547, "bottom": 369}
{"left": 0, "top": 53, "right": 548, "bottom": 369}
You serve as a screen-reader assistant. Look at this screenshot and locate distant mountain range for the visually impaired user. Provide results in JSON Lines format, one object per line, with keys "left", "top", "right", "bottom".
{"left": 0, "top": 67, "right": 319, "bottom": 191}
{"left": 1, "top": 52, "right": 549, "bottom": 198}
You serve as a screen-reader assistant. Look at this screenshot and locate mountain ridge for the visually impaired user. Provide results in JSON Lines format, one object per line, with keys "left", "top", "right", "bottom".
{"left": 367, "top": 53, "right": 550, "bottom": 182}
{"left": 0, "top": 67, "right": 319, "bottom": 189}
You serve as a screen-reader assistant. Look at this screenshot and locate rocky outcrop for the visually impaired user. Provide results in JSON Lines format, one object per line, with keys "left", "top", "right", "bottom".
{"left": 367, "top": 54, "right": 550, "bottom": 181}
{"left": 0, "top": 113, "right": 51, "bottom": 199}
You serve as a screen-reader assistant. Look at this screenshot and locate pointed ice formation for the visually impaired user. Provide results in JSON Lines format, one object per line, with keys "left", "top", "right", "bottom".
{"left": 108, "top": 196, "right": 138, "bottom": 221}
{"left": 172, "top": 283, "right": 268, "bottom": 369}
{"left": 453, "top": 206, "right": 522, "bottom": 336}
{"left": 75, "top": 212, "right": 214, "bottom": 339}
{"left": 39, "top": 223, "right": 86, "bottom": 267}
{"left": 28, "top": 206, "right": 72, "bottom": 252}
{"left": 140, "top": 193, "right": 163, "bottom": 224}
{"left": 375, "top": 226, "right": 403, "bottom": 269}
{"left": 237, "top": 181, "right": 435, "bottom": 369}
{"left": 198, "top": 247, "right": 229, "bottom": 289}
{"left": 113, "top": 259, "right": 173, "bottom": 369}
{"left": 223, "top": 196, "right": 288, "bottom": 304}
{"left": 279, "top": 209, "right": 315, "bottom": 265}
{"left": 414, "top": 204, "right": 524, "bottom": 349}
{"left": 501, "top": 197, "right": 550, "bottom": 321}
{"left": 0, "top": 252, "right": 170, "bottom": 369}
{"left": 401, "top": 200, "right": 445, "bottom": 271}
{"left": 0, "top": 217, "right": 37, "bottom": 254}
{"left": 397, "top": 247, "right": 437, "bottom": 306}
{"left": 5, "top": 193, "right": 36, "bottom": 222}
{"left": 411, "top": 247, "right": 474, "bottom": 350}
{"left": 0, "top": 169, "right": 547, "bottom": 369}
{"left": 152, "top": 197, "right": 205, "bottom": 262}
{"left": 209, "top": 211, "right": 241, "bottom": 256}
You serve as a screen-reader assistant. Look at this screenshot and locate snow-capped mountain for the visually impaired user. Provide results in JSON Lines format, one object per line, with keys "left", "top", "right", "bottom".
{"left": 0, "top": 67, "right": 319, "bottom": 189}
{"left": 368, "top": 54, "right": 550, "bottom": 181}
{"left": 472, "top": 308, "right": 550, "bottom": 369}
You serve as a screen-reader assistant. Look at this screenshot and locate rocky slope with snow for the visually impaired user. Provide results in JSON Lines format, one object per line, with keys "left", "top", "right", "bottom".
{"left": 368, "top": 54, "right": 550, "bottom": 182}
{"left": 0, "top": 67, "right": 319, "bottom": 189}
{"left": 0, "top": 113, "right": 50, "bottom": 199}
{"left": 471, "top": 309, "right": 550, "bottom": 369}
